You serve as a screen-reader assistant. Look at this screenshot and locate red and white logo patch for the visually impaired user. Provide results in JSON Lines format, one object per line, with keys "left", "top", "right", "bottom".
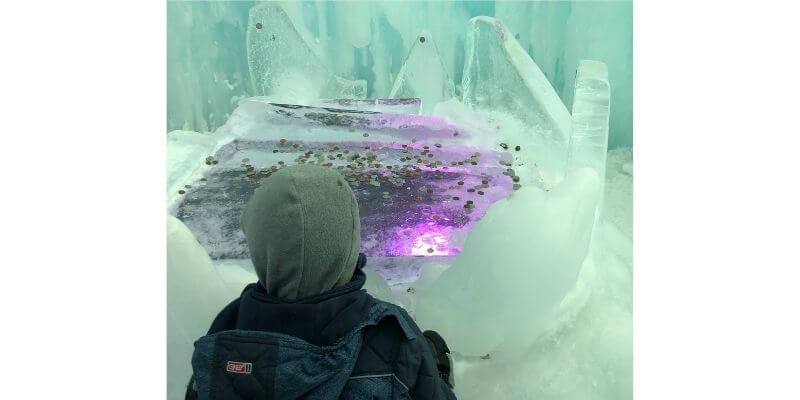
{"left": 225, "top": 361, "right": 253, "bottom": 374}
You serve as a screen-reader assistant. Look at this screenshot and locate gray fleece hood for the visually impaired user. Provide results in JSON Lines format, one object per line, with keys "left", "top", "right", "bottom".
{"left": 241, "top": 164, "right": 361, "bottom": 300}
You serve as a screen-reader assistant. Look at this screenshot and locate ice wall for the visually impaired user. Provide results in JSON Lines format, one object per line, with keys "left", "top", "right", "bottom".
{"left": 167, "top": 216, "right": 240, "bottom": 399}
{"left": 167, "top": 1, "right": 632, "bottom": 147}
{"left": 167, "top": 1, "right": 254, "bottom": 132}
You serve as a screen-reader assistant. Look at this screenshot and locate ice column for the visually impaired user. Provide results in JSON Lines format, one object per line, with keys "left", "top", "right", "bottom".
{"left": 566, "top": 60, "right": 611, "bottom": 270}
{"left": 389, "top": 30, "right": 455, "bottom": 115}
{"left": 246, "top": 4, "right": 366, "bottom": 103}
{"left": 566, "top": 60, "right": 611, "bottom": 184}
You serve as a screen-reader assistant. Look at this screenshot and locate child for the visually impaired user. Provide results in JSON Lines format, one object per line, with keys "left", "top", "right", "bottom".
{"left": 186, "top": 165, "right": 455, "bottom": 399}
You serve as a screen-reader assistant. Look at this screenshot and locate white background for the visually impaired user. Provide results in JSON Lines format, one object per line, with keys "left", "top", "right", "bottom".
{"left": 1, "top": 0, "right": 798, "bottom": 398}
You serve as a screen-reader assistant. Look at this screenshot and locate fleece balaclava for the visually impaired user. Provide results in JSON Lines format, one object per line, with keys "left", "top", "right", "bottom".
{"left": 241, "top": 164, "right": 361, "bottom": 300}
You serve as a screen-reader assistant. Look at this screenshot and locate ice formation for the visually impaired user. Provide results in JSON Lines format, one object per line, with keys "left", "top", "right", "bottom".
{"left": 167, "top": 3, "right": 629, "bottom": 399}
{"left": 167, "top": 1, "right": 632, "bottom": 148}
{"left": 414, "top": 168, "right": 601, "bottom": 356}
{"left": 462, "top": 17, "right": 571, "bottom": 143}
{"left": 246, "top": 4, "right": 366, "bottom": 102}
{"left": 567, "top": 60, "right": 611, "bottom": 185}
{"left": 167, "top": 216, "right": 239, "bottom": 400}
{"left": 462, "top": 17, "right": 572, "bottom": 183}
{"left": 389, "top": 30, "right": 455, "bottom": 114}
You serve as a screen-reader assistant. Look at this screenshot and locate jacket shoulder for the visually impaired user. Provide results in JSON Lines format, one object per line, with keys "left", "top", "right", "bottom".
{"left": 353, "top": 299, "right": 440, "bottom": 391}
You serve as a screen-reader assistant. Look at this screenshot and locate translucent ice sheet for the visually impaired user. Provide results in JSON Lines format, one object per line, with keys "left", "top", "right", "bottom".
{"left": 389, "top": 30, "right": 455, "bottom": 114}
{"left": 246, "top": 4, "right": 366, "bottom": 101}
{"left": 171, "top": 99, "right": 542, "bottom": 271}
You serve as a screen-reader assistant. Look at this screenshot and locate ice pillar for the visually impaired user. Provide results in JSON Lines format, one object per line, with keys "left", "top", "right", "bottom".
{"left": 566, "top": 60, "right": 611, "bottom": 185}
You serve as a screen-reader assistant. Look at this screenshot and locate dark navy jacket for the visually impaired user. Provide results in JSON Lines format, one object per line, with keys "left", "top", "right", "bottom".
{"left": 186, "top": 265, "right": 457, "bottom": 400}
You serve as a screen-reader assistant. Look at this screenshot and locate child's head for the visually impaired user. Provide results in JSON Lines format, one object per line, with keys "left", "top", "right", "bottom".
{"left": 241, "top": 164, "right": 361, "bottom": 299}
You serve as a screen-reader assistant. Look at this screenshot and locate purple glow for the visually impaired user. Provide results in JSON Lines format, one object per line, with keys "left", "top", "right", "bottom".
{"left": 388, "top": 223, "right": 461, "bottom": 257}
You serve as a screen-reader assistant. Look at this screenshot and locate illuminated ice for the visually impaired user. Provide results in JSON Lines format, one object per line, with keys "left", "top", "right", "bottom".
{"left": 246, "top": 4, "right": 366, "bottom": 102}
{"left": 171, "top": 99, "right": 529, "bottom": 265}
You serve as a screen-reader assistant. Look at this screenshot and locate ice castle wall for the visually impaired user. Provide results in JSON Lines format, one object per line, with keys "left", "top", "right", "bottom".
{"left": 167, "top": 1, "right": 632, "bottom": 147}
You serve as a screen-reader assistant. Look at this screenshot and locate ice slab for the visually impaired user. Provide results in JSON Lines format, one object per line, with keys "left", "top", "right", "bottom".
{"left": 462, "top": 17, "right": 572, "bottom": 181}
{"left": 462, "top": 17, "right": 571, "bottom": 143}
{"left": 309, "top": 98, "right": 421, "bottom": 115}
{"left": 413, "top": 168, "right": 601, "bottom": 357}
{"left": 246, "top": 4, "right": 366, "bottom": 102}
{"left": 170, "top": 99, "right": 549, "bottom": 285}
{"left": 389, "top": 31, "right": 455, "bottom": 115}
{"left": 220, "top": 98, "right": 467, "bottom": 141}
{"left": 173, "top": 134, "right": 518, "bottom": 261}
{"left": 567, "top": 60, "right": 611, "bottom": 184}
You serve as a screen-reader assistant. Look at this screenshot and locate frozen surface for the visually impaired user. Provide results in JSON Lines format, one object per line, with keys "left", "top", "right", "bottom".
{"left": 246, "top": 4, "right": 366, "bottom": 102}
{"left": 167, "top": 130, "right": 217, "bottom": 194}
{"left": 309, "top": 98, "right": 421, "bottom": 115}
{"left": 389, "top": 30, "right": 455, "bottom": 114}
{"left": 171, "top": 99, "right": 535, "bottom": 265}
